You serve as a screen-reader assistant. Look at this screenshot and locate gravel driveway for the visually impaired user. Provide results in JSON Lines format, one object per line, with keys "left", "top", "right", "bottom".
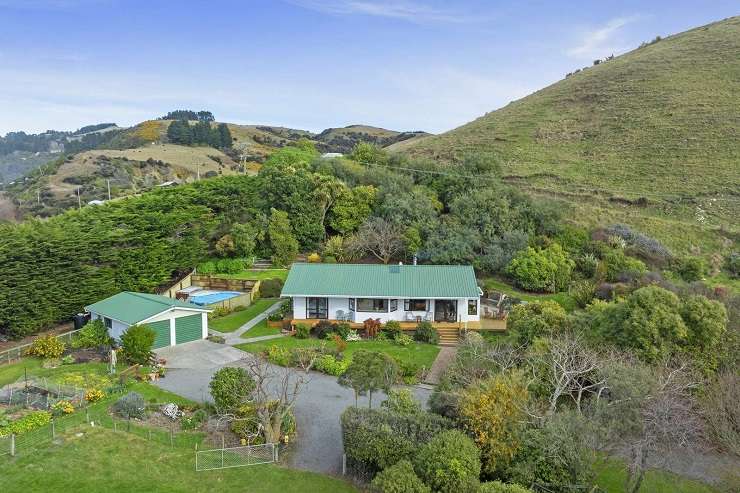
{"left": 155, "top": 342, "right": 432, "bottom": 475}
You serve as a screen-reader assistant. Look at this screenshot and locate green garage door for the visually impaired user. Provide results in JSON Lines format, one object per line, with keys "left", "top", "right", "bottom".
{"left": 175, "top": 314, "right": 202, "bottom": 344}
{"left": 149, "top": 320, "right": 171, "bottom": 349}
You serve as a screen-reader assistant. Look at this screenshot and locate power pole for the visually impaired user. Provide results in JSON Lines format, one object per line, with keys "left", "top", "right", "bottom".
{"left": 197, "top": 163, "right": 201, "bottom": 181}
{"left": 107, "top": 179, "right": 111, "bottom": 200}
{"left": 77, "top": 187, "right": 81, "bottom": 209}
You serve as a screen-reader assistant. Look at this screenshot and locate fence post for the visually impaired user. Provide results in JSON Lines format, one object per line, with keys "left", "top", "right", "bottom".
{"left": 51, "top": 419, "right": 55, "bottom": 439}
{"left": 114, "top": 421, "right": 117, "bottom": 432}
{"left": 170, "top": 429, "right": 174, "bottom": 447}
{"left": 275, "top": 444, "right": 279, "bottom": 463}
{"left": 342, "top": 453, "right": 346, "bottom": 475}
{"left": 86, "top": 409, "right": 90, "bottom": 423}
{"left": 10, "top": 434, "right": 15, "bottom": 457}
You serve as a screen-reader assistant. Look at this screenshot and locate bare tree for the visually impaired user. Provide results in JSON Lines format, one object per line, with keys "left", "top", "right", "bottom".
{"left": 701, "top": 371, "right": 740, "bottom": 456}
{"left": 532, "top": 333, "right": 608, "bottom": 416}
{"left": 246, "top": 357, "right": 312, "bottom": 444}
{"left": 349, "top": 217, "right": 404, "bottom": 264}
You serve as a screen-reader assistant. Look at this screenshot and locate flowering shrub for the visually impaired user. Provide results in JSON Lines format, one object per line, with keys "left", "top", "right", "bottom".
{"left": 52, "top": 400, "right": 75, "bottom": 415}
{"left": 0, "top": 411, "right": 52, "bottom": 437}
{"left": 346, "top": 329, "right": 362, "bottom": 342}
{"left": 294, "top": 324, "right": 310, "bottom": 339}
{"left": 383, "top": 321, "right": 402, "bottom": 340}
{"left": 395, "top": 334, "right": 413, "bottom": 347}
{"left": 27, "top": 336, "right": 65, "bottom": 359}
{"left": 307, "top": 252, "right": 321, "bottom": 263}
{"left": 314, "top": 354, "right": 350, "bottom": 376}
{"left": 85, "top": 388, "right": 105, "bottom": 403}
{"left": 266, "top": 345, "right": 291, "bottom": 366}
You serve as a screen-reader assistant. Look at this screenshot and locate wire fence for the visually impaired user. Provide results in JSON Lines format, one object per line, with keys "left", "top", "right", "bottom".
{"left": 195, "top": 443, "right": 277, "bottom": 471}
{"left": 0, "top": 406, "right": 202, "bottom": 458}
{"left": 0, "top": 328, "right": 82, "bottom": 366}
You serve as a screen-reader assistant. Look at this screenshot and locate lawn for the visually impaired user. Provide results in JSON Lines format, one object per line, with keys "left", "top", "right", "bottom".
{"left": 243, "top": 320, "right": 283, "bottom": 339}
{"left": 0, "top": 426, "right": 358, "bottom": 493}
{"left": 219, "top": 269, "right": 289, "bottom": 281}
{"left": 209, "top": 299, "right": 281, "bottom": 333}
{"left": 0, "top": 359, "right": 109, "bottom": 387}
{"left": 595, "top": 458, "right": 718, "bottom": 493}
{"left": 482, "top": 277, "right": 577, "bottom": 312}
{"left": 235, "top": 337, "right": 440, "bottom": 370}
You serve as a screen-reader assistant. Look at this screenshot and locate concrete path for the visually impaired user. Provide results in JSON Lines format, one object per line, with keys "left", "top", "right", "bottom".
{"left": 155, "top": 340, "right": 247, "bottom": 370}
{"left": 209, "top": 300, "right": 285, "bottom": 344}
{"left": 237, "top": 334, "right": 286, "bottom": 344}
{"left": 424, "top": 346, "right": 457, "bottom": 385}
{"left": 155, "top": 348, "right": 432, "bottom": 475}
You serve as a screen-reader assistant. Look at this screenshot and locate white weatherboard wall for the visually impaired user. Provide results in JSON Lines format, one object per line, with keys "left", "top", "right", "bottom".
{"left": 90, "top": 312, "right": 130, "bottom": 340}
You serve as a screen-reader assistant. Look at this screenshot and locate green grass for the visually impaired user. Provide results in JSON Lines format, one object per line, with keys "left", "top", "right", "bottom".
{"left": 0, "top": 426, "right": 358, "bottom": 493}
{"left": 401, "top": 17, "right": 740, "bottom": 257}
{"left": 0, "top": 359, "right": 110, "bottom": 387}
{"left": 595, "top": 458, "right": 718, "bottom": 493}
{"left": 482, "top": 277, "right": 577, "bottom": 312}
{"left": 209, "top": 299, "right": 281, "bottom": 333}
{"left": 243, "top": 320, "right": 283, "bottom": 339}
{"left": 219, "top": 269, "right": 289, "bottom": 281}
{"left": 236, "top": 337, "right": 440, "bottom": 370}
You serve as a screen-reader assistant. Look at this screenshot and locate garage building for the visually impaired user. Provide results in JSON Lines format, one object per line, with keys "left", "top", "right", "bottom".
{"left": 85, "top": 291, "right": 210, "bottom": 348}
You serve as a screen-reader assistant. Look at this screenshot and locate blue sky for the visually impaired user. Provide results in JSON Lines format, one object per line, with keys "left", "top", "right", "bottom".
{"left": 0, "top": 0, "right": 737, "bottom": 135}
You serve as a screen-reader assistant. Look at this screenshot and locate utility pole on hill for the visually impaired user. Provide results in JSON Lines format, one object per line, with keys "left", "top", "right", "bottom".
{"left": 77, "top": 187, "right": 81, "bottom": 209}
{"left": 107, "top": 179, "right": 111, "bottom": 200}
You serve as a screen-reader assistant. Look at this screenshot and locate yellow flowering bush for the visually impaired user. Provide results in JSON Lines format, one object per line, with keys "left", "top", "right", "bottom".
{"left": 85, "top": 388, "right": 105, "bottom": 403}
{"left": 52, "top": 400, "right": 75, "bottom": 415}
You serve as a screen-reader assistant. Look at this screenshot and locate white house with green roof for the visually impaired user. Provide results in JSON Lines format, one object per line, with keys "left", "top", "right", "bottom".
{"left": 281, "top": 263, "right": 483, "bottom": 327}
{"left": 84, "top": 292, "right": 211, "bottom": 349}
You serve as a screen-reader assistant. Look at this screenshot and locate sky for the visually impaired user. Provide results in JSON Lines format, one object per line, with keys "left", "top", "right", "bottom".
{"left": 0, "top": 0, "right": 737, "bottom": 135}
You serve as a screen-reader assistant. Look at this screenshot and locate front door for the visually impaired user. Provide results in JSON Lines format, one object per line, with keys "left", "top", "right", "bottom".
{"left": 307, "top": 297, "right": 328, "bottom": 319}
{"left": 434, "top": 300, "right": 457, "bottom": 323}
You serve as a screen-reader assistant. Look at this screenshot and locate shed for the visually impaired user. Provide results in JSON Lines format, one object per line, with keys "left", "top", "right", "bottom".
{"left": 84, "top": 292, "right": 211, "bottom": 349}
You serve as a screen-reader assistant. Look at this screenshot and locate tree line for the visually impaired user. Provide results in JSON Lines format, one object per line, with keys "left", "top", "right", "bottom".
{"left": 166, "top": 120, "right": 232, "bottom": 148}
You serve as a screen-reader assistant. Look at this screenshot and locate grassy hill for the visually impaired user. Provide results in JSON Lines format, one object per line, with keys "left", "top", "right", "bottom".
{"left": 398, "top": 17, "right": 740, "bottom": 256}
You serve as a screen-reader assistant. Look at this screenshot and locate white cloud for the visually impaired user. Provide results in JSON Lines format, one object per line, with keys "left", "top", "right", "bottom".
{"left": 567, "top": 15, "right": 642, "bottom": 59}
{"left": 287, "top": 0, "right": 485, "bottom": 24}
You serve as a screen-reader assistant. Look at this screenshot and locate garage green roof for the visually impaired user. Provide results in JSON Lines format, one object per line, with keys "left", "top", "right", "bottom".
{"left": 281, "top": 264, "right": 480, "bottom": 299}
{"left": 84, "top": 291, "right": 207, "bottom": 325}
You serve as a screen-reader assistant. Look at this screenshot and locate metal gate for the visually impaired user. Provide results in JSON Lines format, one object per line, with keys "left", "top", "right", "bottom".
{"left": 195, "top": 443, "right": 277, "bottom": 471}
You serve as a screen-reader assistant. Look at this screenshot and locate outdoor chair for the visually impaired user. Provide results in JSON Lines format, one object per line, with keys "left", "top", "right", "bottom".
{"left": 335, "top": 310, "right": 345, "bottom": 321}
{"left": 424, "top": 312, "right": 433, "bottom": 321}
{"left": 405, "top": 312, "right": 415, "bottom": 321}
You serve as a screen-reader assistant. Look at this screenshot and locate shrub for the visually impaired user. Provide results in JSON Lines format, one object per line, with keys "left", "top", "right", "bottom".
{"left": 51, "top": 400, "right": 75, "bottom": 415}
{"left": 61, "top": 355, "right": 75, "bottom": 365}
{"left": 676, "top": 256, "right": 706, "bottom": 282}
{"left": 480, "top": 482, "right": 533, "bottom": 493}
{"left": 601, "top": 249, "right": 647, "bottom": 282}
{"left": 725, "top": 252, "right": 740, "bottom": 278}
{"left": 209, "top": 367, "right": 255, "bottom": 412}
{"left": 371, "top": 460, "right": 430, "bottom": 493}
{"left": 260, "top": 278, "right": 284, "bottom": 298}
{"left": 702, "top": 372, "right": 739, "bottom": 456}
{"left": 383, "top": 320, "right": 402, "bottom": 340}
{"left": 569, "top": 280, "right": 596, "bottom": 308}
{"left": 294, "top": 323, "right": 310, "bottom": 339}
{"left": 312, "top": 320, "right": 337, "bottom": 339}
{"left": 575, "top": 253, "right": 599, "bottom": 278}
{"left": 507, "top": 301, "right": 567, "bottom": 346}
{"left": 364, "top": 318, "right": 382, "bottom": 338}
{"left": 266, "top": 345, "right": 291, "bottom": 366}
{"left": 324, "top": 255, "right": 337, "bottom": 264}
{"left": 395, "top": 333, "right": 413, "bottom": 347}
{"left": 216, "top": 257, "right": 245, "bottom": 274}
{"left": 414, "top": 321, "right": 439, "bottom": 344}
{"left": 396, "top": 359, "right": 421, "bottom": 384}
{"left": 197, "top": 260, "right": 216, "bottom": 274}
{"left": 413, "top": 429, "right": 481, "bottom": 493}
{"left": 27, "top": 335, "right": 65, "bottom": 359}
{"left": 314, "top": 354, "right": 349, "bottom": 376}
{"left": 381, "top": 388, "right": 422, "bottom": 415}
{"left": 113, "top": 392, "right": 146, "bottom": 419}
{"left": 120, "top": 324, "right": 155, "bottom": 365}
{"left": 307, "top": 252, "right": 321, "bottom": 263}
{"left": 346, "top": 329, "right": 362, "bottom": 341}
{"left": 73, "top": 319, "right": 112, "bottom": 349}
{"left": 341, "top": 406, "right": 454, "bottom": 474}
{"left": 334, "top": 322, "right": 351, "bottom": 340}
{"left": 459, "top": 371, "right": 529, "bottom": 476}
{"left": 207, "top": 335, "right": 225, "bottom": 344}
{"left": 181, "top": 409, "right": 208, "bottom": 431}
{"left": 0, "top": 411, "right": 52, "bottom": 437}
{"left": 209, "top": 306, "right": 230, "bottom": 319}
{"left": 506, "top": 243, "right": 574, "bottom": 293}
{"left": 85, "top": 388, "right": 105, "bottom": 403}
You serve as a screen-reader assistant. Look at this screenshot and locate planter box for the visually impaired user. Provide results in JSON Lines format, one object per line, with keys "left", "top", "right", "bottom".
{"left": 266, "top": 320, "right": 284, "bottom": 328}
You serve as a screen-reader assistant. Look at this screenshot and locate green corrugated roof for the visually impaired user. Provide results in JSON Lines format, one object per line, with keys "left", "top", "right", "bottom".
{"left": 84, "top": 291, "right": 207, "bottom": 325}
{"left": 281, "top": 263, "right": 480, "bottom": 299}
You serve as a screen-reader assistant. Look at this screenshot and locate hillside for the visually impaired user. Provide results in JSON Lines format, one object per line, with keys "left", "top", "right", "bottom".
{"left": 399, "top": 17, "right": 740, "bottom": 255}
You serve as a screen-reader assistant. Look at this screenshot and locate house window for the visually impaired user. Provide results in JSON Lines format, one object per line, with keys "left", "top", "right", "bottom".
{"left": 468, "top": 299, "right": 478, "bottom": 316}
{"left": 390, "top": 299, "right": 398, "bottom": 312}
{"left": 356, "top": 298, "right": 388, "bottom": 312}
{"left": 103, "top": 317, "right": 112, "bottom": 329}
{"left": 349, "top": 298, "right": 355, "bottom": 311}
{"left": 307, "top": 297, "right": 328, "bottom": 319}
{"left": 404, "top": 299, "right": 427, "bottom": 311}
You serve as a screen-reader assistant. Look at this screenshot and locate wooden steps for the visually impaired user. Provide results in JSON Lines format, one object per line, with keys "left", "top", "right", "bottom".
{"left": 436, "top": 327, "right": 460, "bottom": 346}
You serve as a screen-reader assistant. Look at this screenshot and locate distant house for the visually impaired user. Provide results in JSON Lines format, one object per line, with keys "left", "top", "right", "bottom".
{"left": 85, "top": 292, "right": 211, "bottom": 349}
{"left": 321, "top": 152, "right": 343, "bottom": 159}
{"left": 281, "top": 263, "right": 482, "bottom": 328}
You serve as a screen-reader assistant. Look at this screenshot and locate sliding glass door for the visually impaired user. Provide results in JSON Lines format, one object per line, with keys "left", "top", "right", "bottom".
{"left": 307, "top": 297, "right": 328, "bottom": 319}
